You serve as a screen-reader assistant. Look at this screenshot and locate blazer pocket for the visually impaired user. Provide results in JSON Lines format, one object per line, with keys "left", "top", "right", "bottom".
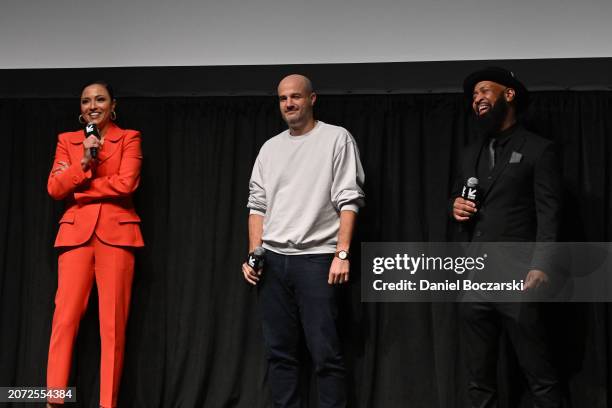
{"left": 59, "top": 212, "right": 75, "bottom": 224}
{"left": 117, "top": 214, "right": 141, "bottom": 224}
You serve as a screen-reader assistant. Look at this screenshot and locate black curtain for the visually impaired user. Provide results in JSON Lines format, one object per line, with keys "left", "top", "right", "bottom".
{"left": 0, "top": 92, "right": 611, "bottom": 407}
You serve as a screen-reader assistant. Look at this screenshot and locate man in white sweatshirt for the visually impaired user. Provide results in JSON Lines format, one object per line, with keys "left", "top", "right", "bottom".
{"left": 242, "top": 74, "right": 365, "bottom": 408}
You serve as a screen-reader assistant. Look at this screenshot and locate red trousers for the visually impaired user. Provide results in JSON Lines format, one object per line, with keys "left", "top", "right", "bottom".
{"left": 47, "top": 234, "right": 134, "bottom": 408}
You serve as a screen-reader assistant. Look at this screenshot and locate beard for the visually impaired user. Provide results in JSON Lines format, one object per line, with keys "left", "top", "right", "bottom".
{"left": 282, "top": 110, "right": 302, "bottom": 126}
{"left": 283, "top": 113, "right": 301, "bottom": 126}
{"left": 475, "top": 97, "right": 509, "bottom": 136}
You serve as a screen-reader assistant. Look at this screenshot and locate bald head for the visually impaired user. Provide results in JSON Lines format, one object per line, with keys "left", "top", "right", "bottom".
{"left": 277, "top": 74, "right": 313, "bottom": 95}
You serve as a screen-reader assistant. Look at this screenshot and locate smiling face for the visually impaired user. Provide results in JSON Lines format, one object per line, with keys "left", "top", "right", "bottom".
{"left": 277, "top": 74, "right": 316, "bottom": 135}
{"left": 472, "top": 80, "right": 515, "bottom": 117}
{"left": 472, "top": 80, "right": 517, "bottom": 134}
{"left": 80, "top": 84, "right": 116, "bottom": 132}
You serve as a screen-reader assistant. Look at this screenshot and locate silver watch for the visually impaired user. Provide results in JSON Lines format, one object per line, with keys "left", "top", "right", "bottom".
{"left": 335, "top": 250, "right": 350, "bottom": 260}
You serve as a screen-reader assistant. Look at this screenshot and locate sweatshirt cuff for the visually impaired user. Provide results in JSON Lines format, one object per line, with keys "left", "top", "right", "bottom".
{"left": 249, "top": 209, "right": 266, "bottom": 216}
{"left": 339, "top": 204, "right": 360, "bottom": 214}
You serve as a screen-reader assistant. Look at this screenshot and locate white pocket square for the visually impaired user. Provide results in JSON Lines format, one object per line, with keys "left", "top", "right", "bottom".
{"left": 509, "top": 151, "right": 522, "bottom": 163}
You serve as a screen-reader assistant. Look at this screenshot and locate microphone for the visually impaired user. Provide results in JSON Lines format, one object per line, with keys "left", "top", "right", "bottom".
{"left": 461, "top": 177, "right": 480, "bottom": 208}
{"left": 84, "top": 122, "right": 101, "bottom": 159}
{"left": 247, "top": 247, "right": 266, "bottom": 272}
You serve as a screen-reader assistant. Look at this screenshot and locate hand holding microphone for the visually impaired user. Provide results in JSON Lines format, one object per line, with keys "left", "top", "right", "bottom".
{"left": 453, "top": 177, "right": 479, "bottom": 222}
{"left": 81, "top": 122, "right": 101, "bottom": 170}
{"left": 242, "top": 247, "right": 265, "bottom": 285}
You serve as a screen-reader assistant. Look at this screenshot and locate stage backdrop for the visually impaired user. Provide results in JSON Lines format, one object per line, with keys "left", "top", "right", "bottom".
{"left": 1, "top": 91, "right": 611, "bottom": 407}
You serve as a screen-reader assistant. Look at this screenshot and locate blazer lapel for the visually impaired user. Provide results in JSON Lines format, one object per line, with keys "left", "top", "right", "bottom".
{"left": 481, "top": 133, "right": 526, "bottom": 200}
{"left": 97, "top": 122, "right": 124, "bottom": 164}
{"left": 466, "top": 142, "right": 481, "bottom": 179}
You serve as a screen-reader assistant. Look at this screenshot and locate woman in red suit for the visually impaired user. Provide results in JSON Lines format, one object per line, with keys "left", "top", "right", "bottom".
{"left": 46, "top": 81, "right": 144, "bottom": 408}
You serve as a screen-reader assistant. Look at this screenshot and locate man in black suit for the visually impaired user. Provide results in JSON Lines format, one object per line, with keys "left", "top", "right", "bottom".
{"left": 451, "top": 67, "right": 563, "bottom": 407}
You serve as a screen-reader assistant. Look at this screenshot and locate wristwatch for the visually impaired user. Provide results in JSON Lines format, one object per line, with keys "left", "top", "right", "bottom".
{"left": 335, "top": 250, "right": 350, "bottom": 260}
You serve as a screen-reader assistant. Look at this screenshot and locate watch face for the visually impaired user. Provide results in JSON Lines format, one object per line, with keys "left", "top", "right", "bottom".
{"left": 338, "top": 250, "right": 348, "bottom": 260}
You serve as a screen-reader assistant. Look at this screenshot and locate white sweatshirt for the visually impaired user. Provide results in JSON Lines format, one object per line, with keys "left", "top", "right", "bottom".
{"left": 247, "top": 121, "right": 365, "bottom": 255}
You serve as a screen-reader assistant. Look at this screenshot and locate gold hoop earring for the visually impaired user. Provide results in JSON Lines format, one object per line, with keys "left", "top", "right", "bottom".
{"left": 111, "top": 111, "right": 117, "bottom": 121}
{"left": 78, "top": 114, "right": 86, "bottom": 124}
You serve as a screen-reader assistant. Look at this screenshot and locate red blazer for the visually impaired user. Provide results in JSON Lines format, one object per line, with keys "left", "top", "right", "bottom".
{"left": 48, "top": 122, "right": 144, "bottom": 248}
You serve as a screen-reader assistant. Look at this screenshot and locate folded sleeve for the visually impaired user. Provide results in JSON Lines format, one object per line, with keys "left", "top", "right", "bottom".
{"left": 73, "top": 131, "right": 142, "bottom": 204}
{"left": 331, "top": 138, "right": 365, "bottom": 213}
{"left": 47, "top": 133, "right": 92, "bottom": 200}
{"left": 247, "top": 156, "right": 267, "bottom": 216}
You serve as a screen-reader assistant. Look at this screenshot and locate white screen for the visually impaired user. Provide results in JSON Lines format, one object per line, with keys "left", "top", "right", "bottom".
{"left": 1, "top": 0, "right": 611, "bottom": 68}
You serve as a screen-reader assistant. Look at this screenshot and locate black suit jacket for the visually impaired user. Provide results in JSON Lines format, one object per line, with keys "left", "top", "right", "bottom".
{"left": 451, "top": 126, "right": 562, "bottom": 272}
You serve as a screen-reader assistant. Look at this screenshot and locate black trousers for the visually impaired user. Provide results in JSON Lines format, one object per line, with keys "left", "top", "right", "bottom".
{"left": 460, "top": 302, "right": 562, "bottom": 408}
{"left": 258, "top": 251, "right": 346, "bottom": 408}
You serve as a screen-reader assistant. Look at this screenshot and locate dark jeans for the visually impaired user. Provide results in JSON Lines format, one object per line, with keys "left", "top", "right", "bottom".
{"left": 258, "top": 250, "right": 346, "bottom": 408}
{"left": 460, "top": 302, "right": 562, "bottom": 408}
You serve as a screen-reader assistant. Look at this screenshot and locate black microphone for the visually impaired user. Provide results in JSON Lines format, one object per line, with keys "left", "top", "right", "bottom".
{"left": 247, "top": 247, "right": 266, "bottom": 272}
{"left": 461, "top": 177, "right": 480, "bottom": 208}
{"left": 84, "top": 122, "right": 101, "bottom": 159}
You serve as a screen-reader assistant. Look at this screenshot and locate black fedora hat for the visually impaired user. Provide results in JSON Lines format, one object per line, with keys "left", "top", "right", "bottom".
{"left": 463, "top": 67, "right": 530, "bottom": 112}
